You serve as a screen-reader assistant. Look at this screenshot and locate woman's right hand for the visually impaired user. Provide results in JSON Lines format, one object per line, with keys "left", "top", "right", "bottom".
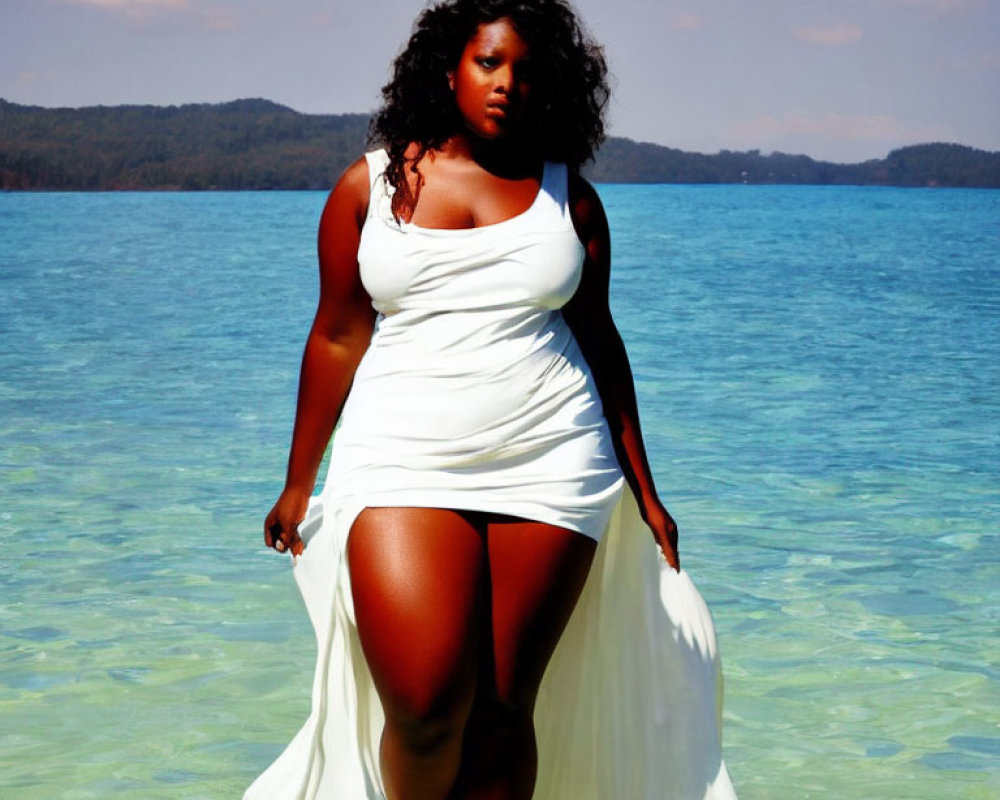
{"left": 259, "top": 156, "right": 374, "bottom": 560}
{"left": 264, "top": 487, "right": 310, "bottom": 556}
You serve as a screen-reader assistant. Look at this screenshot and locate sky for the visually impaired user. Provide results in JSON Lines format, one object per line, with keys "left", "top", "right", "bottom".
{"left": 1, "top": 0, "right": 998, "bottom": 163}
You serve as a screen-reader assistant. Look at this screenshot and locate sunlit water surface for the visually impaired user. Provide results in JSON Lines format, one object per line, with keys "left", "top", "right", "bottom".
{"left": 1, "top": 185, "right": 997, "bottom": 798}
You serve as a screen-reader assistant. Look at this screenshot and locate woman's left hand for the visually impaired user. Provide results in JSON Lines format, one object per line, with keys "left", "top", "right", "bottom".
{"left": 643, "top": 499, "right": 680, "bottom": 572}
{"left": 563, "top": 174, "right": 680, "bottom": 573}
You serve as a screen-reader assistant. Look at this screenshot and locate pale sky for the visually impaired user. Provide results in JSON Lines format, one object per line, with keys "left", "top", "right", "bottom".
{"left": 2, "top": 0, "right": 998, "bottom": 163}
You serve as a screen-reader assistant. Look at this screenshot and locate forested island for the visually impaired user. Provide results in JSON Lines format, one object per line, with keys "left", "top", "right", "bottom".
{"left": 2, "top": 98, "right": 998, "bottom": 190}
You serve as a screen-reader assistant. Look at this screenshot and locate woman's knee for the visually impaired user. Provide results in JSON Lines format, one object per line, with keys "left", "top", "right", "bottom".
{"left": 467, "top": 691, "right": 534, "bottom": 738}
{"left": 382, "top": 679, "right": 477, "bottom": 755}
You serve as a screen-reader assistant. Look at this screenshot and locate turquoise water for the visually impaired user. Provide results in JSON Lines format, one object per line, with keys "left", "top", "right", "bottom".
{"left": 1, "top": 185, "right": 997, "bottom": 799}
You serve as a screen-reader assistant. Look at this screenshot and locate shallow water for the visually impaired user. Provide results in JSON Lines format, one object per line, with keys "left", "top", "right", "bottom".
{"left": 1, "top": 185, "right": 997, "bottom": 798}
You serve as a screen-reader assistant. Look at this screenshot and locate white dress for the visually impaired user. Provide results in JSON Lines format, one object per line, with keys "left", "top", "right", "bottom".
{"left": 244, "top": 150, "right": 738, "bottom": 800}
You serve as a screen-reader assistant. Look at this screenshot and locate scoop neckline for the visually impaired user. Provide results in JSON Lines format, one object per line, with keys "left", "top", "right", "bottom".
{"left": 393, "top": 161, "right": 550, "bottom": 235}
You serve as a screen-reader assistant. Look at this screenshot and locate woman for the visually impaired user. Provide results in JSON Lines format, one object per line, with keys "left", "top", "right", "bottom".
{"left": 247, "top": 1, "right": 736, "bottom": 798}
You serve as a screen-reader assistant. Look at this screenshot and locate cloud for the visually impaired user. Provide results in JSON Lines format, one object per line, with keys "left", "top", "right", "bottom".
{"left": 669, "top": 12, "right": 704, "bottom": 30}
{"left": 934, "top": 51, "right": 1000, "bottom": 73}
{"left": 12, "top": 71, "right": 51, "bottom": 91}
{"left": 307, "top": 11, "right": 336, "bottom": 30}
{"left": 57, "top": 0, "right": 242, "bottom": 32}
{"left": 889, "top": 0, "right": 979, "bottom": 10}
{"left": 868, "top": 0, "right": 987, "bottom": 17}
{"left": 822, "top": 0, "right": 980, "bottom": 9}
{"left": 792, "top": 22, "right": 863, "bottom": 46}
{"left": 67, "top": 0, "right": 187, "bottom": 9}
{"left": 733, "top": 112, "right": 953, "bottom": 146}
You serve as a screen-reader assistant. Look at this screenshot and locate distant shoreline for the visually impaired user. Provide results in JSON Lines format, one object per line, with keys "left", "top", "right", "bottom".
{"left": 3, "top": 98, "right": 999, "bottom": 190}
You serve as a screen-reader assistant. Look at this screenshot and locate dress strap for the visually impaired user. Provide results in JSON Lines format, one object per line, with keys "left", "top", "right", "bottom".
{"left": 536, "top": 162, "right": 574, "bottom": 225}
{"left": 363, "top": 149, "right": 392, "bottom": 221}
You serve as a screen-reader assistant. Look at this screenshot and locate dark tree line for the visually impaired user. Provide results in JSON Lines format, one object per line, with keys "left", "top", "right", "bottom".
{"left": 587, "top": 137, "right": 1000, "bottom": 187}
{"left": 2, "top": 98, "right": 998, "bottom": 190}
{"left": 0, "top": 99, "right": 367, "bottom": 190}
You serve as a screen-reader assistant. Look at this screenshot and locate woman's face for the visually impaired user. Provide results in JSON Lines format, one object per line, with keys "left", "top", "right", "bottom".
{"left": 449, "top": 17, "right": 533, "bottom": 141}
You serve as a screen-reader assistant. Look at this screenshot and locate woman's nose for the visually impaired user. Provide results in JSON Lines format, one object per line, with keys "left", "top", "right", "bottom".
{"left": 493, "top": 66, "right": 514, "bottom": 94}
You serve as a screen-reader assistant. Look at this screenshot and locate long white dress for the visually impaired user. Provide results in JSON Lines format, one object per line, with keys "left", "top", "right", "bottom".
{"left": 244, "top": 151, "right": 738, "bottom": 799}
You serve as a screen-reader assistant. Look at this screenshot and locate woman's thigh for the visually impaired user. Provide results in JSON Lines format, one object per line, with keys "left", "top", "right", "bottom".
{"left": 346, "top": 507, "right": 486, "bottom": 721}
{"left": 483, "top": 519, "right": 597, "bottom": 707}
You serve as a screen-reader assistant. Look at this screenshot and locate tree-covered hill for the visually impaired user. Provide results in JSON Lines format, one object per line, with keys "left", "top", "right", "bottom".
{"left": 0, "top": 98, "right": 367, "bottom": 190}
{"left": 587, "top": 137, "right": 1000, "bottom": 187}
{"left": 2, "top": 98, "right": 998, "bottom": 190}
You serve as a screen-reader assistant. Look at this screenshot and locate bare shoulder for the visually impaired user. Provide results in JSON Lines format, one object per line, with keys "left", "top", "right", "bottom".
{"left": 338, "top": 154, "right": 372, "bottom": 197}
{"left": 567, "top": 171, "right": 608, "bottom": 245}
{"left": 316, "top": 155, "right": 373, "bottom": 305}
{"left": 320, "top": 155, "right": 372, "bottom": 234}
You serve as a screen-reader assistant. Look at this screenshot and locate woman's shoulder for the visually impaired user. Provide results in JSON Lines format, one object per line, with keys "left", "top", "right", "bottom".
{"left": 566, "top": 170, "right": 607, "bottom": 240}
{"left": 322, "top": 154, "right": 376, "bottom": 231}
{"left": 341, "top": 153, "right": 377, "bottom": 190}
{"left": 564, "top": 168, "right": 597, "bottom": 200}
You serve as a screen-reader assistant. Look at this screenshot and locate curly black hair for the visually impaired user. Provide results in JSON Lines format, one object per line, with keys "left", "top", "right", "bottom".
{"left": 368, "top": 0, "right": 609, "bottom": 214}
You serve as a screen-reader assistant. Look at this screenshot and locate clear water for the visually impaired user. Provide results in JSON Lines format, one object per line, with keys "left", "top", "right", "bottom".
{"left": 1, "top": 185, "right": 997, "bottom": 799}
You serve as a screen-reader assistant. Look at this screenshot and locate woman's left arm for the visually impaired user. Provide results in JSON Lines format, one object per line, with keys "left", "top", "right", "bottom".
{"left": 564, "top": 173, "right": 679, "bottom": 571}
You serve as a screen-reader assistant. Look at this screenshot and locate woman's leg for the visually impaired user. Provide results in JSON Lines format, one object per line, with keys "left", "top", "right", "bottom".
{"left": 347, "top": 507, "right": 486, "bottom": 800}
{"left": 450, "top": 518, "right": 597, "bottom": 800}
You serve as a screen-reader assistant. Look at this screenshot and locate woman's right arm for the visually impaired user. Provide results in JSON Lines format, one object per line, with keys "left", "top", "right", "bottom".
{"left": 264, "top": 157, "right": 377, "bottom": 555}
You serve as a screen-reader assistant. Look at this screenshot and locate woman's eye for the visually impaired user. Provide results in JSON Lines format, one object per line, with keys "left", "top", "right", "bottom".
{"left": 477, "top": 57, "right": 499, "bottom": 69}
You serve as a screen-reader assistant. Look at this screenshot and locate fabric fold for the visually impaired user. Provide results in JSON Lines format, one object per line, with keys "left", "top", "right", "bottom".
{"left": 244, "top": 487, "right": 737, "bottom": 800}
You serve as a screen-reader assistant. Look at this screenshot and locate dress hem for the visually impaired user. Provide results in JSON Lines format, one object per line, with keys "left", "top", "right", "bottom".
{"left": 244, "top": 485, "right": 738, "bottom": 800}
